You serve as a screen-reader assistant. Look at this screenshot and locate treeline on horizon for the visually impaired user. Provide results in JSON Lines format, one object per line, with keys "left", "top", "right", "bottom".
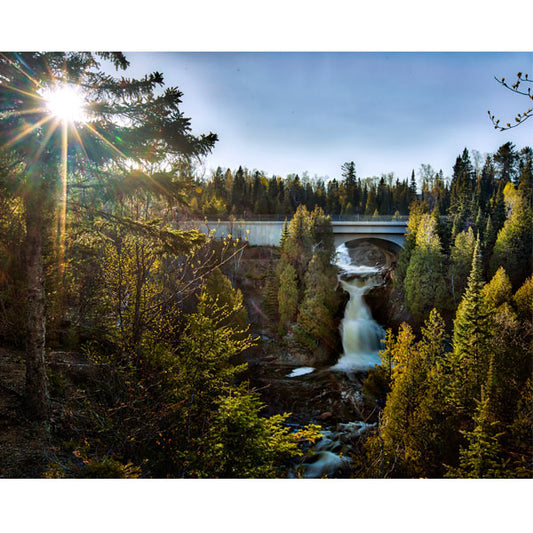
{"left": 192, "top": 141, "right": 532, "bottom": 221}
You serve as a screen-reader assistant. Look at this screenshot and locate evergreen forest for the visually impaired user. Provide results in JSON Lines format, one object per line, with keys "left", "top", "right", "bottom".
{"left": 0, "top": 52, "right": 531, "bottom": 480}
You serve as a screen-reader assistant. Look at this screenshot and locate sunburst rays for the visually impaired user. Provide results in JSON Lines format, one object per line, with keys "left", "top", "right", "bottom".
{"left": 56, "top": 121, "right": 69, "bottom": 305}
{"left": 1, "top": 56, "right": 93, "bottom": 307}
{"left": 4, "top": 115, "right": 55, "bottom": 148}
{"left": 1, "top": 53, "right": 169, "bottom": 310}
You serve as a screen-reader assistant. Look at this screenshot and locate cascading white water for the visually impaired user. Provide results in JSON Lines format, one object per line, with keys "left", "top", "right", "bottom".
{"left": 333, "top": 243, "right": 385, "bottom": 371}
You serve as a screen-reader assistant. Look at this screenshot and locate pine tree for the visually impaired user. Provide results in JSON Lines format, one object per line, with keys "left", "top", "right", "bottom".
{"left": 451, "top": 238, "right": 492, "bottom": 413}
{"left": 483, "top": 214, "right": 497, "bottom": 259}
{"left": 308, "top": 206, "right": 336, "bottom": 263}
{"left": 473, "top": 207, "right": 485, "bottom": 241}
{"left": 449, "top": 227, "right": 476, "bottom": 304}
{"left": 489, "top": 182, "right": 507, "bottom": 236}
{"left": 517, "top": 146, "right": 532, "bottom": 205}
{"left": 279, "top": 218, "right": 290, "bottom": 248}
{"left": 326, "top": 178, "right": 341, "bottom": 214}
{"left": 365, "top": 187, "right": 378, "bottom": 215}
{"left": 341, "top": 161, "right": 357, "bottom": 208}
{"left": 494, "top": 141, "right": 518, "bottom": 184}
{"left": 447, "top": 389, "right": 505, "bottom": 478}
{"left": 449, "top": 148, "right": 475, "bottom": 221}
{"left": 409, "top": 170, "right": 417, "bottom": 197}
{"left": 275, "top": 205, "right": 337, "bottom": 340}
{"left": 212, "top": 167, "right": 227, "bottom": 202}
{"left": 477, "top": 156, "right": 496, "bottom": 207}
{"left": 200, "top": 386, "right": 321, "bottom": 478}
{"left": 277, "top": 260, "right": 298, "bottom": 331}
{"left": 231, "top": 166, "right": 246, "bottom": 212}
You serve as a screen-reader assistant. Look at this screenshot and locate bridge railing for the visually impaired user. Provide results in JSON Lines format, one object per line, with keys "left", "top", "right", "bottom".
{"left": 329, "top": 214, "right": 409, "bottom": 222}
{"left": 197, "top": 214, "right": 409, "bottom": 222}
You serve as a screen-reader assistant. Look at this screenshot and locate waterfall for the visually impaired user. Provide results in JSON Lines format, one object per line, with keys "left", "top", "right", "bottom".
{"left": 333, "top": 243, "right": 385, "bottom": 371}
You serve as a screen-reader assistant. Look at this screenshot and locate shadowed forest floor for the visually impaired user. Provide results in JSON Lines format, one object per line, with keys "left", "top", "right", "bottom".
{"left": 0, "top": 347, "right": 51, "bottom": 477}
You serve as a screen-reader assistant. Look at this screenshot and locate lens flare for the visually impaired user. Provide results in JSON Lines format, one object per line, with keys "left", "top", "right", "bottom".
{"left": 42, "top": 84, "right": 87, "bottom": 123}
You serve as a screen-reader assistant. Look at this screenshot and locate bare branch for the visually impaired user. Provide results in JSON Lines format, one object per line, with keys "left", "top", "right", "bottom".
{"left": 489, "top": 72, "right": 533, "bottom": 131}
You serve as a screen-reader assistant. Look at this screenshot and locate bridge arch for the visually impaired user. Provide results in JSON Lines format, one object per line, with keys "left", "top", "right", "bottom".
{"left": 336, "top": 237, "right": 402, "bottom": 273}
{"left": 333, "top": 233, "right": 404, "bottom": 250}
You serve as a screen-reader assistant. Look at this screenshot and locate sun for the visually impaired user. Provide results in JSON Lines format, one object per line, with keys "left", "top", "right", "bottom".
{"left": 42, "top": 84, "right": 87, "bottom": 124}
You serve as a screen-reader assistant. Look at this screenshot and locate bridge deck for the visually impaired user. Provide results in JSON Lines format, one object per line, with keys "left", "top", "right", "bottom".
{"left": 187, "top": 218, "right": 407, "bottom": 247}
{"left": 199, "top": 215, "right": 408, "bottom": 222}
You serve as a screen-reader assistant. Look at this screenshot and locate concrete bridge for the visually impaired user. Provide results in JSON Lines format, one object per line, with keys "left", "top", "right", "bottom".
{"left": 187, "top": 216, "right": 408, "bottom": 249}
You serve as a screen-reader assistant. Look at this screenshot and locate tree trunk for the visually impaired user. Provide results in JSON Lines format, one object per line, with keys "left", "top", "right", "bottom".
{"left": 24, "top": 193, "right": 49, "bottom": 421}
{"left": 131, "top": 241, "right": 145, "bottom": 353}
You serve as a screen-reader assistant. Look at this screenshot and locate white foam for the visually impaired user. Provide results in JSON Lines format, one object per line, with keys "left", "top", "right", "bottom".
{"left": 332, "top": 351, "right": 381, "bottom": 371}
{"left": 335, "top": 243, "right": 381, "bottom": 275}
{"left": 337, "top": 421, "right": 376, "bottom": 436}
{"left": 286, "top": 366, "right": 315, "bottom": 378}
{"left": 301, "top": 451, "right": 352, "bottom": 478}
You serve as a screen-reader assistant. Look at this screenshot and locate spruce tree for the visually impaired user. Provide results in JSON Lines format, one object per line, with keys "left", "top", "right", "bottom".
{"left": 326, "top": 179, "right": 341, "bottom": 214}
{"left": 341, "top": 161, "right": 357, "bottom": 208}
{"left": 494, "top": 141, "right": 518, "bottom": 184}
{"left": 449, "top": 227, "right": 476, "bottom": 304}
{"left": 279, "top": 218, "right": 290, "bottom": 248}
{"left": 365, "top": 187, "right": 378, "bottom": 215}
{"left": 212, "top": 167, "right": 227, "bottom": 202}
{"left": 277, "top": 260, "right": 298, "bottom": 332}
{"left": 449, "top": 148, "right": 475, "bottom": 221}
{"left": 447, "top": 389, "right": 505, "bottom": 478}
{"left": 231, "top": 166, "right": 246, "bottom": 213}
{"left": 477, "top": 155, "right": 496, "bottom": 207}
{"left": 483, "top": 214, "right": 497, "bottom": 257}
{"left": 451, "top": 238, "right": 492, "bottom": 413}
{"left": 517, "top": 146, "right": 532, "bottom": 205}
{"left": 489, "top": 182, "right": 507, "bottom": 235}
{"left": 409, "top": 170, "right": 417, "bottom": 197}
{"left": 473, "top": 207, "right": 485, "bottom": 241}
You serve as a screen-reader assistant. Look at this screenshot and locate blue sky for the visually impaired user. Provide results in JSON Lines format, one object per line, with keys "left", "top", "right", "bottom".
{"left": 124, "top": 52, "right": 533, "bottom": 182}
